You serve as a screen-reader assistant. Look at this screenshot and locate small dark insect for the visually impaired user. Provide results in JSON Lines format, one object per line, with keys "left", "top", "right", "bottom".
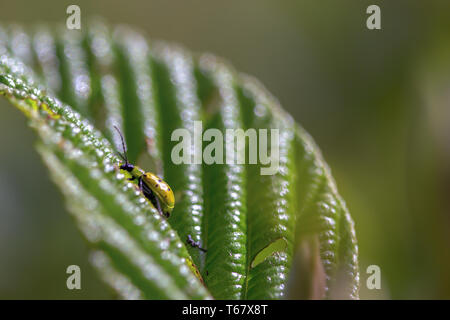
{"left": 186, "top": 234, "right": 207, "bottom": 252}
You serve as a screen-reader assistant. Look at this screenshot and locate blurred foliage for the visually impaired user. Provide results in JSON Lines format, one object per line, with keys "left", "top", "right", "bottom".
{"left": 0, "top": 0, "right": 449, "bottom": 299}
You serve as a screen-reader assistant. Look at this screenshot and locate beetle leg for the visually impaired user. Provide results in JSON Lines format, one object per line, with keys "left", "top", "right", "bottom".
{"left": 153, "top": 197, "right": 165, "bottom": 218}
{"left": 138, "top": 176, "right": 143, "bottom": 192}
{"left": 140, "top": 180, "right": 166, "bottom": 218}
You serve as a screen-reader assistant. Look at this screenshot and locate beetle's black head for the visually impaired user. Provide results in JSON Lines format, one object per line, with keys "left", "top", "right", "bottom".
{"left": 120, "top": 162, "right": 134, "bottom": 172}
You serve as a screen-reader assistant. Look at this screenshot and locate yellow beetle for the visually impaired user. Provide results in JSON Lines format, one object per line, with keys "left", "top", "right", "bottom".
{"left": 114, "top": 126, "right": 174, "bottom": 218}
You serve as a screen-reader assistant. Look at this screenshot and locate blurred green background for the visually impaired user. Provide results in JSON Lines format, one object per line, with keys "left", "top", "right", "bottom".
{"left": 1, "top": 0, "right": 449, "bottom": 299}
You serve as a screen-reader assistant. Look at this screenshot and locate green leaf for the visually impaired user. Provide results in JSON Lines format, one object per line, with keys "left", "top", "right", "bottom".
{"left": 0, "top": 23, "right": 359, "bottom": 299}
{"left": 251, "top": 238, "right": 288, "bottom": 269}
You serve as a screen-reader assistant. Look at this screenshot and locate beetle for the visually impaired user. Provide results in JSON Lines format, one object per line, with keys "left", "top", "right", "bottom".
{"left": 114, "top": 126, "right": 174, "bottom": 218}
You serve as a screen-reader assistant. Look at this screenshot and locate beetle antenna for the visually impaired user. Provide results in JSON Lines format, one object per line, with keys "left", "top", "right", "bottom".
{"left": 117, "top": 151, "right": 127, "bottom": 162}
{"left": 113, "top": 125, "right": 128, "bottom": 164}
